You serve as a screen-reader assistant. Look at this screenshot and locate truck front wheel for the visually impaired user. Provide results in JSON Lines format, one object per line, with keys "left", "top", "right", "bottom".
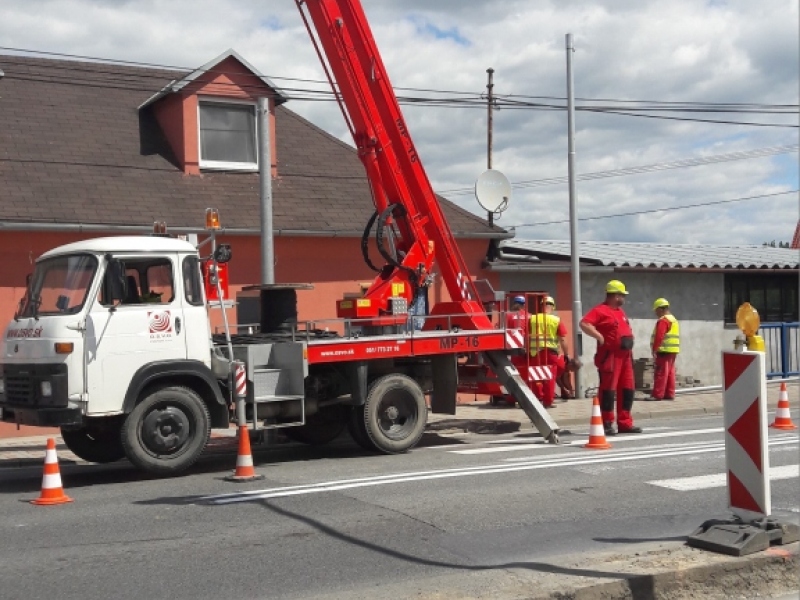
{"left": 363, "top": 374, "right": 427, "bottom": 454}
{"left": 121, "top": 386, "right": 210, "bottom": 475}
{"left": 61, "top": 417, "right": 125, "bottom": 464}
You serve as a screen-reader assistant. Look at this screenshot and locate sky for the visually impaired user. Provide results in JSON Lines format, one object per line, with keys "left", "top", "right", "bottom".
{"left": 1, "top": 0, "right": 798, "bottom": 246}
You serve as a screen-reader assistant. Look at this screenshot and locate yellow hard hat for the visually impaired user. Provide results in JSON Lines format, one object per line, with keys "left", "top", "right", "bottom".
{"left": 606, "top": 280, "right": 628, "bottom": 295}
{"left": 543, "top": 296, "right": 556, "bottom": 309}
{"left": 653, "top": 297, "right": 669, "bottom": 310}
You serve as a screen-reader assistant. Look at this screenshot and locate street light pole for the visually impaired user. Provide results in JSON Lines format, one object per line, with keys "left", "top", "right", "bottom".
{"left": 566, "top": 33, "right": 584, "bottom": 399}
{"left": 486, "top": 67, "right": 494, "bottom": 226}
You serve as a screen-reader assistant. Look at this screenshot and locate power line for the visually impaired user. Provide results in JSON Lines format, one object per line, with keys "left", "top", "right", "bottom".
{"left": 1, "top": 47, "right": 797, "bottom": 120}
{"left": 441, "top": 145, "right": 800, "bottom": 195}
{"left": 511, "top": 189, "right": 798, "bottom": 228}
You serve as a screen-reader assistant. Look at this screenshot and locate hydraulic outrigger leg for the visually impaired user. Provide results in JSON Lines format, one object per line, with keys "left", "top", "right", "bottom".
{"left": 482, "top": 350, "right": 561, "bottom": 444}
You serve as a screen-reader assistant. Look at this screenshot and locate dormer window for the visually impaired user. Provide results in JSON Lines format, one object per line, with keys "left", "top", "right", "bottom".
{"left": 198, "top": 99, "right": 257, "bottom": 171}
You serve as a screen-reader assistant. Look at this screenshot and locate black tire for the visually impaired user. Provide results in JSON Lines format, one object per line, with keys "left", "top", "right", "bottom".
{"left": 121, "top": 386, "right": 210, "bottom": 476}
{"left": 284, "top": 404, "right": 348, "bottom": 446}
{"left": 347, "top": 405, "right": 376, "bottom": 451}
{"left": 363, "top": 374, "right": 427, "bottom": 454}
{"left": 60, "top": 418, "right": 125, "bottom": 464}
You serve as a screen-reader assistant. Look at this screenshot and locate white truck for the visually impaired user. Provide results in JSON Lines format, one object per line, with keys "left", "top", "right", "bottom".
{"left": 0, "top": 234, "right": 242, "bottom": 474}
{"left": 0, "top": 0, "right": 559, "bottom": 476}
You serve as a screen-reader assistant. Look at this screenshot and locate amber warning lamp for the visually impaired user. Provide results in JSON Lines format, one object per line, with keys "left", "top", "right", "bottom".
{"left": 205, "top": 208, "right": 221, "bottom": 230}
{"left": 152, "top": 221, "right": 167, "bottom": 236}
{"left": 735, "top": 302, "right": 765, "bottom": 352}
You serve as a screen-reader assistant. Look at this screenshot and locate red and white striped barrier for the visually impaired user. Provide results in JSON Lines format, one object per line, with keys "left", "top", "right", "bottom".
{"left": 526, "top": 365, "right": 553, "bottom": 382}
{"left": 505, "top": 329, "right": 525, "bottom": 349}
{"left": 234, "top": 362, "right": 247, "bottom": 400}
{"left": 722, "top": 350, "right": 770, "bottom": 520}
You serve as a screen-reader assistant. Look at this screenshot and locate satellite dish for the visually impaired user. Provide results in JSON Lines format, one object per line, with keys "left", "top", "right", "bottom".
{"left": 475, "top": 169, "right": 511, "bottom": 213}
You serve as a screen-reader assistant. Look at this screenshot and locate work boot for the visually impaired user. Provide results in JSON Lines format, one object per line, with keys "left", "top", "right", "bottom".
{"left": 603, "top": 421, "right": 617, "bottom": 436}
{"left": 619, "top": 425, "right": 643, "bottom": 434}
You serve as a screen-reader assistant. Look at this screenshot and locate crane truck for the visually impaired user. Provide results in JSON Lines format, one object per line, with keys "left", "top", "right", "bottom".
{"left": 0, "top": 0, "right": 559, "bottom": 476}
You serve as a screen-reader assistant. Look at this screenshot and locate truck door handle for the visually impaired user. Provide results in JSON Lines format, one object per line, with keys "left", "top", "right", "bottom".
{"left": 175, "top": 317, "right": 182, "bottom": 334}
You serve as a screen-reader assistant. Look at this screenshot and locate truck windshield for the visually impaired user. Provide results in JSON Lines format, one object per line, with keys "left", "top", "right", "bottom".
{"left": 17, "top": 254, "right": 99, "bottom": 318}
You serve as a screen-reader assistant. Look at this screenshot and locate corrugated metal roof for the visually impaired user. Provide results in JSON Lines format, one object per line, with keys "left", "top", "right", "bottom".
{"left": 501, "top": 240, "right": 799, "bottom": 269}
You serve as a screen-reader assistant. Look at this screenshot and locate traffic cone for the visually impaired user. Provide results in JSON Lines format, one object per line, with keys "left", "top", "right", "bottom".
{"left": 584, "top": 396, "right": 612, "bottom": 449}
{"left": 224, "top": 426, "right": 264, "bottom": 482}
{"left": 31, "top": 438, "right": 73, "bottom": 506}
{"left": 770, "top": 382, "right": 797, "bottom": 430}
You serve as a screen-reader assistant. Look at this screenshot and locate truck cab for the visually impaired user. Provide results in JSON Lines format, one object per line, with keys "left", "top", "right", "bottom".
{"left": 1, "top": 236, "right": 229, "bottom": 473}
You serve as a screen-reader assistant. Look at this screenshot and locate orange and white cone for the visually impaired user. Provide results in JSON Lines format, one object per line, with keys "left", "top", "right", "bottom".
{"left": 224, "top": 426, "right": 264, "bottom": 482}
{"left": 584, "top": 396, "right": 612, "bottom": 449}
{"left": 770, "top": 382, "right": 797, "bottom": 431}
{"left": 31, "top": 438, "right": 73, "bottom": 506}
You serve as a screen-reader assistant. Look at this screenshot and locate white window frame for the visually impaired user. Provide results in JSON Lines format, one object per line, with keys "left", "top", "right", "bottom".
{"left": 197, "top": 97, "right": 259, "bottom": 172}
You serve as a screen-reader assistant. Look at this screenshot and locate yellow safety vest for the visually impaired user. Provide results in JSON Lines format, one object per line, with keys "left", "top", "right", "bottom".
{"left": 651, "top": 314, "right": 680, "bottom": 353}
{"left": 530, "top": 314, "right": 560, "bottom": 353}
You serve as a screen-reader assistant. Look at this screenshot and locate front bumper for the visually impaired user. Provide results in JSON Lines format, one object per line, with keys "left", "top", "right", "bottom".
{"left": 0, "top": 362, "right": 80, "bottom": 427}
{"left": 1, "top": 404, "right": 83, "bottom": 427}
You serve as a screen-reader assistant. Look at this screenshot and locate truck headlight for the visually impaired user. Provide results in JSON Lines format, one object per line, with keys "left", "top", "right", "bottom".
{"left": 40, "top": 381, "right": 52, "bottom": 397}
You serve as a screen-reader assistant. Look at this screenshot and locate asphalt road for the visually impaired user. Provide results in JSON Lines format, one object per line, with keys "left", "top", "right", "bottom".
{"left": 1, "top": 411, "right": 798, "bottom": 600}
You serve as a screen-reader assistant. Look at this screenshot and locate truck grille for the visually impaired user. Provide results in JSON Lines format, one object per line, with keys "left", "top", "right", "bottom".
{"left": 1, "top": 363, "right": 68, "bottom": 407}
{"left": 5, "top": 372, "right": 35, "bottom": 404}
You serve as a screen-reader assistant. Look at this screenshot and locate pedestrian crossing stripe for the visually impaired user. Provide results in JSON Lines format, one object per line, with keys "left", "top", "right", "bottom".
{"left": 648, "top": 464, "right": 798, "bottom": 491}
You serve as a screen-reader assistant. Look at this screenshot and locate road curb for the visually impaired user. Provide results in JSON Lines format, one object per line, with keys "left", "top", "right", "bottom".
{"left": 526, "top": 542, "right": 799, "bottom": 600}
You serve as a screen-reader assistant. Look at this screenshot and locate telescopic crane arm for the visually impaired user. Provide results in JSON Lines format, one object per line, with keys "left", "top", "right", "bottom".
{"left": 296, "top": 0, "right": 493, "bottom": 329}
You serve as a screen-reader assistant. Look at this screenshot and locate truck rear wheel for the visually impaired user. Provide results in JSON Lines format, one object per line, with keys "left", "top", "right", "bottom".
{"left": 61, "top": 418, "right": 125, "bottom": 464}
{"left": 283, "top": 404, "right": 347, "bottom": 446}
{"left": 347, "top": 405, "right": 376, "bottom": 451}
{"left": 121, "top": 386, "right": 210, "bottom": 475}
{"left": 363, "top": 374, "right": 427, "bottom": 454}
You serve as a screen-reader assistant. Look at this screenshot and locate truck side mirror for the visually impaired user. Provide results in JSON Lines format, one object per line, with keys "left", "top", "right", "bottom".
{"left": 213, "top": 244, "right": 232, "bottom": 264}
{"left": 107, "top": 259, "right": 128, "bottom": 302}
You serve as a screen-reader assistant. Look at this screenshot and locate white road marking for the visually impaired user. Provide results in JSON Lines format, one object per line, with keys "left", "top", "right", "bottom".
{"left": 648, "top": 464, "right": 799, "bottom": 491}
{"left": 451, "top": 427, "right": 724, "bottom": 455}
{"left": 197, "top": 438, "right": 798, "bottom": 505}
{"left": 502, "top": 435, "right": 798, "bottom": 463}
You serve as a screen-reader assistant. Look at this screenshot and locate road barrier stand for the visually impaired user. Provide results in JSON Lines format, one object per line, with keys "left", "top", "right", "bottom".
{"left": 30, "top": 438, "right": 73, "bottom": 506}
{"left": 688, "top": 305, "right": 799, "bottom": 555}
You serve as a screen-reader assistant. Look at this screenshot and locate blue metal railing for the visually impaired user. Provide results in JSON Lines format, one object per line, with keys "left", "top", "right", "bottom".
{"left": 760, "top": 322, "right": 799, "bottom": 379}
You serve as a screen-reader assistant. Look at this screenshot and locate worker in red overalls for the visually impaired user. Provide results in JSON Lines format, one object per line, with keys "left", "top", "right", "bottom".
{"left": 505, "top": 295, "right": 529, "bottom": 330}
{"left": 580, "top": 280, "right": 643, "bottom": 435}
{"left": 645, "top": 297, "right": 680, "bottom": 401}
{"left": 499, "top": 295, "right": 530, "bottom": 406}
{"left": 529, "top": 296, "right": 568, "bottom": 408}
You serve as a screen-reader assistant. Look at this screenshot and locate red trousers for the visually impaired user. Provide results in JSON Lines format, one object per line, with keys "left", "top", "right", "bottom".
{"left": 653, "top": 353, "right": 677, "bottom": 399}
{"left": 595, "top": 347, "right": 635, "bottom": 428}
{"left": 533, "top": 350, "right": 561, "bottom": 407}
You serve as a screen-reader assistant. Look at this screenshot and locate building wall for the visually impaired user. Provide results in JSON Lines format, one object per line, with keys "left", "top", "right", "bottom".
{"left": 0, "top": 230, "right": 497, "bottom": 337}
{"left": 577, "top": 271, "right": 734, "bottom": 391}
{"left": 497, "top": 269, "right": 743, "bottom": 391}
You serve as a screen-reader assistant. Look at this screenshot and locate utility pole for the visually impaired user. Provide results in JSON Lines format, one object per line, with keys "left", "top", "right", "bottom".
{"left": 486, "top": 67, "right": 494, "bottom": 226}
{"left": 566, "top": 33, "right": 584, "bottom": 399}
{"left": 258, "top": 97, "right": 275, "bottom": 285}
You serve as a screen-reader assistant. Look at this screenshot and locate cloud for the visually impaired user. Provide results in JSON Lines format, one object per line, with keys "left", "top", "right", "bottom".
{"left": 1, "top": 0, "right": 797, "bottom": 245}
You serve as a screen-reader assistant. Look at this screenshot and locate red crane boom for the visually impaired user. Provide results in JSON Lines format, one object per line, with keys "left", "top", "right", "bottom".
{"left": 296, "top": 0, "right": 492, "bottom": 330}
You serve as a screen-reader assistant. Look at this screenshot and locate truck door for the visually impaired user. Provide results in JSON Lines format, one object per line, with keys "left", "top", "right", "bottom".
{"left": 85, "top": 255, "right": 188, "bottom": 415}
